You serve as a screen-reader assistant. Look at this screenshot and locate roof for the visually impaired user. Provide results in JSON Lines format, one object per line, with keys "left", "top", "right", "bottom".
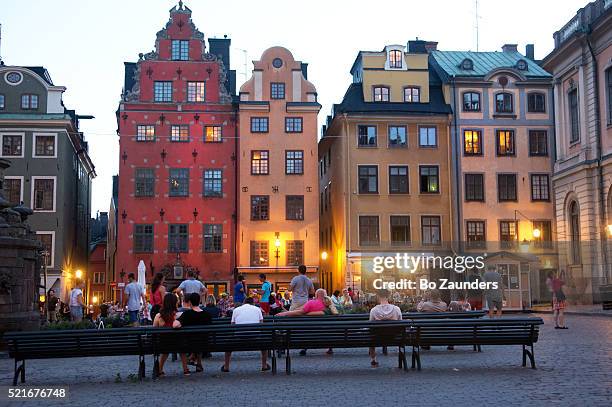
{"left": 23, "top": 66, "right": 54, "bottom": 85}
{"left": 430, "top": 50, "right": 551, "bottom": 79}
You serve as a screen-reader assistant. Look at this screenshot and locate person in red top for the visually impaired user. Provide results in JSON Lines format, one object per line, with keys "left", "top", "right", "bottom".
{"left": 552, "top": 271, "right": 568, "bottom": 329}
{"left": 153, "top": 293, "right": 178, "bottom": 376}
{"left": 276, "top": 288, "right": 327, "bottom": 316}
{"left": 149, "top": 272, "right": 166, "bottom": 320}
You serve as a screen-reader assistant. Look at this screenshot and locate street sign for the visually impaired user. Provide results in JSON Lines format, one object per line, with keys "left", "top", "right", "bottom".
{"left": 118, "top": 283, "right": 125, "bottom": 288}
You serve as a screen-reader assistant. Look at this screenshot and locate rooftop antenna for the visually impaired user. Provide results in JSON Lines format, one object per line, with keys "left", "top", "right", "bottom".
{"left": 237, "top": 48, "right": 248, "bottom": 82}
{"left": 474, "top": 0, "right": 480, "bottom": 52}
{"left": 0, "top": 24, "right": 3, "bottom": 65}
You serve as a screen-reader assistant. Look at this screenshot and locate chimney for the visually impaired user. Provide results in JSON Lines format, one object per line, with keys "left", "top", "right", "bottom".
{"left": 301, "top": 62, "right": 308, "bottom": 80}
{"left": 408, "top": 39, "right": 427, "bottom": 54}
{"left": 525, "top": 44, "right": 535, "bottom": 60}
{"left": 424, "top": 41, "right": 438, "bottom": 53}
{"left": 502, "top": 44, "right": 518, "bottom": 53}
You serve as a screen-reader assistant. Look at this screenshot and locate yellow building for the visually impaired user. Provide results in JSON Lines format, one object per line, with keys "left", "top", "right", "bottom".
{"left": 237, "top": 47, "right": 320, "bottom": 291}
{"left": 319, "top": 41, "right": 453, "bottom": 297}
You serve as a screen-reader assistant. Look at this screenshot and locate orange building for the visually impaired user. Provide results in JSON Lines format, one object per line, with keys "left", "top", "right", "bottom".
{"left": 237, "top": 47, "right": 320, "bottom": 291}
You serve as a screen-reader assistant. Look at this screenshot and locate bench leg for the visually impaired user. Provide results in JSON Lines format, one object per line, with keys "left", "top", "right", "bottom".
{"left": 398, "top": 348, "right": 403, "bottom": 369}
{"left": 523, "top": 344, "right": 536, "bottom": 369}
{"left": 272, "top": 349, "right": 277, "bottom": 375}
{"left": 382, "top": 346, "right": 388, "bottom": 356}
{"left": 13, "top": 359, "right": 25, "bottom": 385}
{"left": 138, "top": 355, "right": 145, "bottom": 380}
{"left": 285, "top": 349, "right": 291, "bottom": 375}
{"left": 152, "top": 355, "right": 160, "bottom": 380}
{"left": 411, "top": 347, "right": 421, "bottom": 371}
{"left": 398, "top": 346, "right": 408, "bottom": 371}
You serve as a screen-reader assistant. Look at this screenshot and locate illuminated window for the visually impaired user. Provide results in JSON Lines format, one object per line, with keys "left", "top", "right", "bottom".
{"left": 419, "top": 166, "right": 439, "bottom": 193}
{"left": 388, "top": 50, "right": 403, "bottom": 68}
{"left": 250, "top": 241, "right": 269, "bottom": 266}
{"left": 137, "top": 125, "right": 155, "bottom": 142}
{"left": 496, "top": 130, "right": 515, "bottom": 156}
{"left": 171, "top": 125, "right": 189, "bottom": 142}
{"left": 500, "top": 221, "right": 518, "bottom": 247}
{"left": 464, "top": 130, "right": 482, "bottom": 155}
{"left": 251, "top": 151, "right": 269, "bottom": 175}
{"left": 205, "top": 126, "right": 222, "bottom": 142}
{"left": 286, "top": 241, "right": 304, "bottom": 266}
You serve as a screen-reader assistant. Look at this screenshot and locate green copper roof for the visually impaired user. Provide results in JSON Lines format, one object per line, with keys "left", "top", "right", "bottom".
{"left": 430, "top": 50, "right": 551, "bottom": 78}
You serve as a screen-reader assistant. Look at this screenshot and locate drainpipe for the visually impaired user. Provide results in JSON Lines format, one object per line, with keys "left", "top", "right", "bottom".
{"left": 586, "top": 34, "right": 609, "bottom": 285}
{"left": 451, "top": 78, "right": 462, "bottom": 255}
{"left": 233, "top": 106, "right": 239, "bottom": 285}
{"left": 342, "top": 114, "right": 351, "bottom": 288}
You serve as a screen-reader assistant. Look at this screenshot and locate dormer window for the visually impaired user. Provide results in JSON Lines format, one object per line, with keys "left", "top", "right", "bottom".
{"left": 461, "top": 58, "right": 473, "bottom": 70}
{"left": 516, "top": 59, "right": 528, "bottom": 71}
{"left": 373, "top": 86, "right": 390, "bottom": 102}
{"left": 389, "top": 50, "right": 403, "bottom": 69}
{"left": 171, "top": 40, "right": 189, "bottom": 61}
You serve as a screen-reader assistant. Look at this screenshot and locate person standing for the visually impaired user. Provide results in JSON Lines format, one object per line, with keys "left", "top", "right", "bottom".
{"left": 368, "top": 289, "right": 402, "bottom": 367}
{"left": 483, "top": 268, "right": 504, "bottom": 318}
{"left": 176, "top": 270, "right": 207, "bottom": 300}
{"left": 149, "top": 272, "right": 166, "bottom": 321}
{"left": 47, "top": 289, "right": 59, "bottom": 323}
{"left": 217, "top": 293, "right": 231, "bottom": 317}
{"left": 124, "top": 273, "right": 147, "bottom": 326}
{"left": 221, "top": 297, "right": 270, "bottom": 373}
{"left": 233, "top": 275, "right": 246, "bottom": 306}
{"left": 552, "top": 271, "right": 568, "bottom": 329}
{"left": 257, "top": 274, "right": 272, "bottom": 315}
{"left": 288, "top": 265, "right": 314, "bottom": 311}
{"left": 69, "top": 282, "right": 85, "bottom": 322}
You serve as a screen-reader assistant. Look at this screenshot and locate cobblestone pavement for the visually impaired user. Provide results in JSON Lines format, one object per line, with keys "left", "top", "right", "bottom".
{"left": 1, "top": 314, "right": 610, "bottom": 406}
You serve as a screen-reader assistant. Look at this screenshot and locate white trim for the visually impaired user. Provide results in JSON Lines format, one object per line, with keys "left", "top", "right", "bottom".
{"left": 30, "top": 176, "right": 57, "bottom": 212}
{"left": 32, "top": 132, "right": 58, "bottom": 158}
{"left": 4, "top": 175, "right": 24, "bottom": 204}
{"left": 0, "top": 132, "right": 25, "bottom": 158}
{"left": 35, "top": 231, "right": 55, "bottom": 268}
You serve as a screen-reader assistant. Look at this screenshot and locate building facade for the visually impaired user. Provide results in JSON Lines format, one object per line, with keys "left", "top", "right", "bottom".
{"left": 542, "top": 0, "right": 612, "bottom": 304}
{"left": 319, "top": 41, "right": 453, "bottom": 297}
{"left": 115, "top": 3, "right": 237, "bottom": 298}
{"left": 237, "top": 47, "right": 320, "bottom": 290}
{"left": 431, "top": 45, "right": 556, "bottom": 308}
{"left": 0, "top": 64, "right": 96, "bottom": 302}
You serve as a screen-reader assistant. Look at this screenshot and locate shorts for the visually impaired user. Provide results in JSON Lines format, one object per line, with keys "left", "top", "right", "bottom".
{"left": 553, "top": 296, "right": 566, "bottom": 311}
{"left": 289, "top": 300, "right": 306, "bottom": 311}
{"left": 486, "top": 297, "right": 503, "bottom": 311}
{"left": 259, "top": 302, "right": 270, "bottom": 314}
{"left": 70, "top": 306, "right": 83, "bottom": 322}
{"left": 128, "top": 310, "right": 139, "bottom": 323}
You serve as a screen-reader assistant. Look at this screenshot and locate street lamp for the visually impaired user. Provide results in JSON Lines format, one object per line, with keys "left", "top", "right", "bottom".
{"left": 321, "top": 251, "right": 328, "bottom": 261}
{"left": 274, "top": 232, "right": 281, "bottom": 259}
{"left": 532, "top": 228, "right": 541, "bottom": 239}
{"left": 75, "top": 269, "right": 83, "bottom": 279}
{"left": 92, "top": 296, "right": 98, "bottom": 304}
{"left": 606, "top": 224, "right": 612, "bottom": 237}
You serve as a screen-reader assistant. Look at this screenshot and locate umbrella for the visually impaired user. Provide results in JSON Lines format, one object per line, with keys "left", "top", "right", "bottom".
{"left": 137, "top": 260, "right": 146, "bottom": 296}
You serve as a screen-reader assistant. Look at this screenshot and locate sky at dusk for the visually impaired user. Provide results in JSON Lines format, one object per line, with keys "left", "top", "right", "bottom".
{"left": 0, "top": 0, "right": 587, "bottom": 214}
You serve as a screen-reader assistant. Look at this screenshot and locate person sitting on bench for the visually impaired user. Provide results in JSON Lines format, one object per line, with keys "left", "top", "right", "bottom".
{"left": 369, "top": 289, "right": 402, "bottom": 367}
{"left": 276, "top": 288, "right": 328, "bottom": 317}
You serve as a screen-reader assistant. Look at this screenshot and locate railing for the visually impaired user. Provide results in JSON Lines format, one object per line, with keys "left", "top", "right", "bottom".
{"left": 553, "top": 0, "right": 610, "bottom": 48}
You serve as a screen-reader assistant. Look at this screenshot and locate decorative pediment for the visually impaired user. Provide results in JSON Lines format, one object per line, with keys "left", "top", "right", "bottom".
{"left": 123, "top": 64, "right": 141, "bottom": 102}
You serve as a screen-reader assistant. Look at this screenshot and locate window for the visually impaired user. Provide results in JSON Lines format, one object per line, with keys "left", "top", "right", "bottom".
{"left": 203, "top": 169, "right": 222, "bottom": 197}
{"left": 532, "top": 220, "right": 552, "bottom": 246}
{"left": 285, "top": 117, "right": 303, "bottom": 133}
{"left": 171, "top": 125, "right": 189, "bottom": 142}
{"left": 529, "top": 130, "right": 548, "bottom": 156}
{"left": 390, "top": 216, "right": 410, "bottom": 245}
{"left": 135, "top": 168, "right": 155, "bottom": 197}
{"left": 359, "top": 216, "right": 379, "bottom": 246}
{"left": 286, "top": 241, "right": 304, "bottom": 266}
{"left": 285, "top": 150, "right": 304, "bottom": 174}
{"left": 569, "top": 201, "right": 580, "bottom": 263}
{"left": 137, "top": 125, "right": 155, "bottom": 142}
{"left": 34, "top": 135, "right": 55, "bottom": 157}
{"left": 465, "top": 173, "right": 484, "bottom": 201}
{"left": 516, "top": 59, "right": 528, "bottom": 71}
{"left": 389, "top": 166, "right": 409, "bottom": 194}
{"left": 33, "top": 178, "right": 55, "bottom": 211}
{"left": 93, "top": 272, "right": 105, "bottom": 284}
{"left": 251, "top": 151, "right": 269, "bottom": 175}
{"left": 500, "top": 220, "right": 518, "bottom": 247}
{"left": 404, "top": 87, "right": 420, "bottom": 102}
{"left": 389, "top": 50, "right": 403, "bottom": 68}
{"left": 358, "top": 165, "right": 378, "bottom": 194}
{"left": 463, "top": 130, "right": 482, "bottom": 155}
{"left": 495, "top": 92, "right": 513, "bottom": 113}
{"left": 133, "top": 224, "right": 154, "bottom": 253}
{"left": 0, "top": 94, "right": 4, "bottom": 109}
{"left": 286, "top": 195, "right": 304, "bottom": 220}
{"left": 373, "top": 86, "right": 390, "bottom": 102}
{"left": 358, "top": 125, "right": 377, "bottom": 147}
{"left": 21, "top": 94, "right": 38, "bottom": 109}
{"left": 36, "top": 233, "right": 54, "bottom": 266}
{"left": 154, "top": 81, "right": 172, "bottom": 102}
{"left": 419, "top": 166, "right": 439, "bottom": 194}
{"left": 463, "top": 92, "right": 480, "bottom": 111}
{"left": 203, "top": 224, "right": 222, "bottom": 253}
{"left": 169, "top": 168, "right": 189, "bottom": 197}
{"left": 569, "top": 88, "right": 580, "bottom": 143}
{"left": 271, "top": 82, "right": 285, "bottom": 99}
{"left": 421, "top": 216, "right": 441, "bottom": 245}
{"left": 466, "top": 221, "right": 486, "bottom": 247}
{"left": 528, "top": 93, "right": 546, "bottom": 113}
{"left": 388, "top": 126, "right": 407, "bottom": 147}
{"left": 461, "top": 58, "right": 473, "bottom": 70}
{"left": 171, "top": 40, "right": 189, "bottom": 60}
{"left": 168, "top": 224, "right": 188, "bottom": 253}
{"left": 251, "top": 195, "right": 269, "bottom": 220}
{"left": 1, "top": 135, "right": 23, "bottom": 156}
{"left": 187, "top": 81, "right": 205, "bottom": 102}
{"left": 205, "top": 126, "right": 222, "bottom": 142}
{"left": 530, "top": 174, "right": 550, "bottom": 201}
{"left": 4, "top": 178, "right": 22, "bottom": 204}
{"left": 250, "top": 241, "right": 269, "bottom": 266}
{"left": 251, "top": 117, "right": 269, "bottom": 133}
{"left": 498, "top": 174, "right": 517, "bottom": 202}
{"left": 606, "top": 68, "right": 612, "bottom": 124}
{"left": 496, "top": 130, "right": 515, "bottom": 156}
{"left": 418, "top": 126, "right": 437, "bottom": 147}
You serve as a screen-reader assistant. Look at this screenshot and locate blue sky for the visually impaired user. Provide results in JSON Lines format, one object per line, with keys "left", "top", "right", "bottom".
{"left": 0, "top": 0, "right": 586, "bottom": 214}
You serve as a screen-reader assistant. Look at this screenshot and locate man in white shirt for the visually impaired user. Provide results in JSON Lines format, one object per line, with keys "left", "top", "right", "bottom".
{"left": 221, "top": 297, "right": 269, "bottom": 372}
{"left": 69, "top": 282, "right": 85, "bottom": 322}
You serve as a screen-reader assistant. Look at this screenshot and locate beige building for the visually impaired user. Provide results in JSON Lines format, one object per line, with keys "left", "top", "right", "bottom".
{"left": 542, "top": 0, "right": 612, "bottom": 304}
{"left": 319, "top": 41, "right": 453, "bottom": 297}
{"left": 237, "top": 47, "right": 320, "bottom": 291}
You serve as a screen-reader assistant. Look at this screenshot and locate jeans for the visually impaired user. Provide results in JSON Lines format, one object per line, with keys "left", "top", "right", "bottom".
{"left": 128, "top": 310, "right": 139, "bottom": 323}
{"left": 70, "top": 306, "right": 83, "bottom": 322}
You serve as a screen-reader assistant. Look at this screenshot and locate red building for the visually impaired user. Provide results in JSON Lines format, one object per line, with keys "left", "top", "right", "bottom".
{"left": 115, "top": 2, "right": 237, "bottom": 298}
